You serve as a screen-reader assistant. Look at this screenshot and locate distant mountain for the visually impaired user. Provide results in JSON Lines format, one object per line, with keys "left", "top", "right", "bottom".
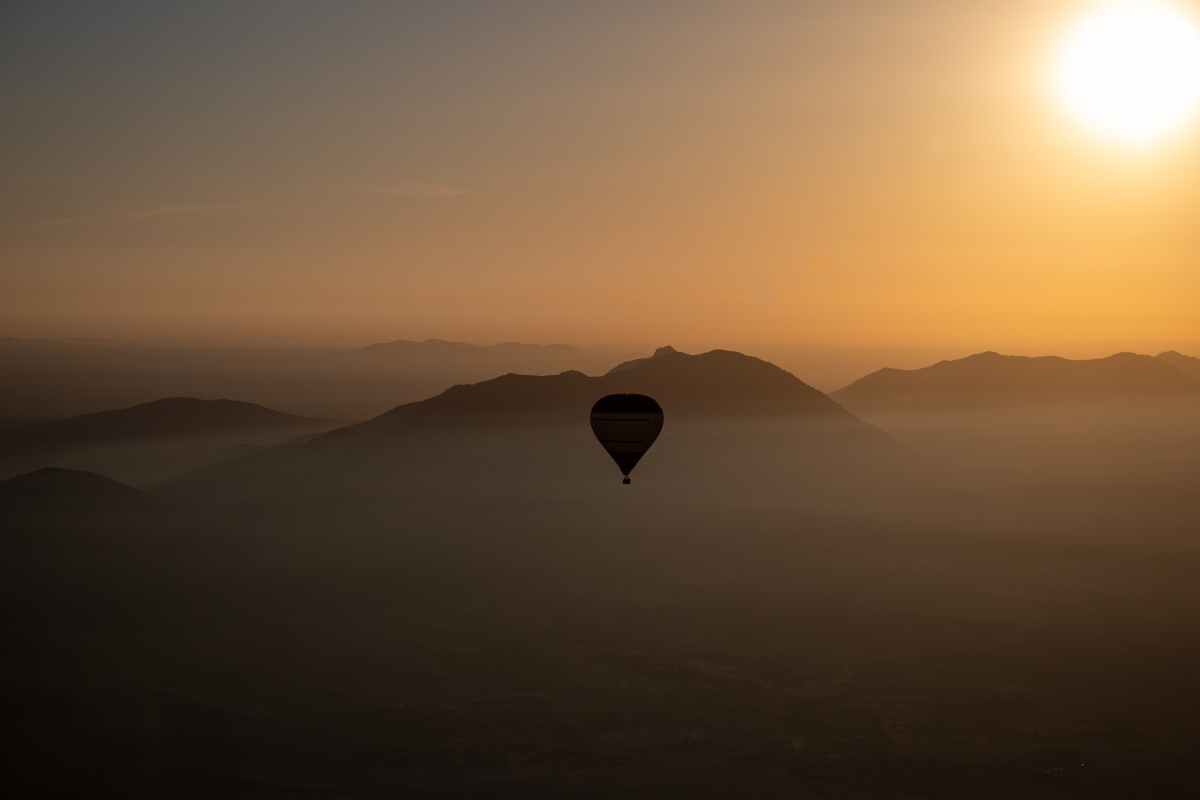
{"left": 0, "top": 337, "right": 623, "bottom": 421}
{"left": 1158, "top": 350, "right": 1200, "bottom": 379}
{"left": 334, "top": 346, "right": 861, "bottom": 438}
{"left": 361, "top": 338, "right": 576, "bottom": 357}
{"left": 356, "top": 338, "right": 582, "bottom": 372}
{"left": 0, "top": 467, "right": 146, "bottom": 512}
{"left": 0, "top": 398, "right": 337, "bottom": 486}
{"left": 170, "top": 346, "right": 893, "bottom": 504}
{"left": 0, "top": 397, "right": 324, "bottom": 458}
{"left": 834, "top": 351, "right": 1200, "bottom": 414}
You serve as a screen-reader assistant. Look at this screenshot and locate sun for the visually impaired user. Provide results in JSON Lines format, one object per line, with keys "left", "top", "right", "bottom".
{"left": 1054, "top": 1, "right": 1200, "bottom": 146}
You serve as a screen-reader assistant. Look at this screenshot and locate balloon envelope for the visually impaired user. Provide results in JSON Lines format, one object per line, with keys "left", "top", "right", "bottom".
{"left": 590, "top": 394, "right": 663, "bottom": 484}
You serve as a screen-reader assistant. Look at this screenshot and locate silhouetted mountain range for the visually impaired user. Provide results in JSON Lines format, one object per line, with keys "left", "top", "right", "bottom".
{"left": 1, "top": 467, "right": 146, "bottom": 512}
{"left": 334, "top": 346, "right": 861, "bottom": 438}
{"left": 0, "top": 398, "right": 338, "bottom": 485}
{"left": 354, "top": 338, "right": 590, "bottom": 377}
{"left": 12, "top": 346, "right": 1200, "bottom": 799}
{"left": 835, "top": 351, "right": 1200, "bottom": 414}
{"left": 1158, "top": 350, "right": 1200, "bottom": 379}
{"left": 167, "top": 346, "right": 893, "bottom": 504}
{"left": 0, "top": 397, "right": 324, "bottom": 458}
{"left": 360, "top": 338, "right": 577, "bottom": 360}
{"left": 0, "top": 336, "right": 609, "bottom": 420}
{"left": 353, "top": 338, "right": 605, "bottom": 392}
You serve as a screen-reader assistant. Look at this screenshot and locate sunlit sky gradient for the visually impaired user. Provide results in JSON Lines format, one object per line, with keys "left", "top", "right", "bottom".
{"left": 3, "top": 1, "right": 1199, "bottom": 365}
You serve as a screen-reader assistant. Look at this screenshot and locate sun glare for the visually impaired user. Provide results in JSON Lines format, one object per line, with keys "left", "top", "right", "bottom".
{"left": 1055, "top": 1, "right": 1200, "bottom": 146}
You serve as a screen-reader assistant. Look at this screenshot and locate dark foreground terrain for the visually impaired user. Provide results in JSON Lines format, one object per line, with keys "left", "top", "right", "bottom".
{"left": 7, "top": 351, "right": 1200, "bottom": 797}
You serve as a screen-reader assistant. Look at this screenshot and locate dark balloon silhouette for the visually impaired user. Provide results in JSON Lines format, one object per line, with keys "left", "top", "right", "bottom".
{"left": 590, "top": 394, "right": 663, "bottom": 484}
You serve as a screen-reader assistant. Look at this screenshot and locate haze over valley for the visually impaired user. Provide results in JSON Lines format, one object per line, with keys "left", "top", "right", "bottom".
{"left": 8, "top": 342, "right": 1200, "bottom": 796}
{"left": 8, "top": 1, "right": 1200, "bottom": 795}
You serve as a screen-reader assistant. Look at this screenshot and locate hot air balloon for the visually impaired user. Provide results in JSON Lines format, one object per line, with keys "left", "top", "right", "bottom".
{"left": 590, "top": 394, "right": 663, "bottom": 485}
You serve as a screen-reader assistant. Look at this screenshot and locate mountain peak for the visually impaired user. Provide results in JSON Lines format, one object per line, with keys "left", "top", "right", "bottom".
{"left": 328, "top": 346, "right": 862, "bottom": 440}
{"left": 607, "top": 346, "right": 691, "bottom": 375}
{"left": 1, "top": 467, "right": 146, "bottom": 509}
{"left": 835, "top": 349, "right": 1200, "bottom": 413}
{"left": 0, "top": 397, "right": 322, "bottom": 464}
{"left": 1157, "top": 350, "right": 1200, "bottom": 379}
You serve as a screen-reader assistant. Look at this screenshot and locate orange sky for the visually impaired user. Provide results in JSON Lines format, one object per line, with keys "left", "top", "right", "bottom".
{"left": 3, "top": 1, "right": 1199, "bottom": 360}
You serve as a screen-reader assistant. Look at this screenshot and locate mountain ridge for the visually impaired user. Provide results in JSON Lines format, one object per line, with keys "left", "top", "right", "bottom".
{"left": 835, "top": 350, "right": 1200, "bottom": 414}
{"left": 0, "top": 397, "right": 326, "bottom": 459}
{"left": 1, "top": 467, "right": 147, "bottom": 511}
{"left": 1158, "top": 350, "right": 1200, "bottom": 379}
{"left": 360, "top": 338, "right": 577, "bottom": 356}
{"left": 166, "top": 346, "right": 897, "bottom": 504}
{"left": 328, "top": 346, "right": 863, "bottom": 441}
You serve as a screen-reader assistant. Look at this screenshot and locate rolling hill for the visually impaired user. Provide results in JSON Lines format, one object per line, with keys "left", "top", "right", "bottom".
{"left": 0, "top": 397, "right": 337, "bottom": 485}
{"left": 1159, "top": 350, "right": 1200, "bottom": 379}
{"left": 337, "top": 346, "right": 860, "bottom": 437}
{"left": 170, "top": 346, "right": 895, "bottom": 505}
{"left": 0, "top": 467, "right": 146, "bottom": 511}
{"left": 834, "top": 351, "right": 1200, "bottom": 414}
{"left": 0, "top": 337, "right": 615, "bottom": 421}
{"left": 0, "top": 397, "right": 326, "bottom": 457}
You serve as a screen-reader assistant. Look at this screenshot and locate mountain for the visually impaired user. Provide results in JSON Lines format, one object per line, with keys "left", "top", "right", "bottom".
{"left": 356, "top": 338, "right": 584, "bottom": 373}
{"left": 169, "top": 346, "right": 894, "bottom": 506}
{"left": 0, "top": 397, "right": 325, "bottom": 457}
{"left": 0, "top": 398, "right": 338, "bottom": 485}
{"left": 834, "top": 351, "right": 1200, "bottom": 414}
{"left": 0, "top": 337, "right": 613, "bottom": 422}
{"left": 360, "top": 338, "right": 576, "bottom": 358}
{"left": 1158, "top": 350, "right": 1200, "bottom": 379}
{"left": 0, "top": 467, "right": 146, "bottom": 514}
{"left": 335, "top": 346, "right": 860, "bottom": 437}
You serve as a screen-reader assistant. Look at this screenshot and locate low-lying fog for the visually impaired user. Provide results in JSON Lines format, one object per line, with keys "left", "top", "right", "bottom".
{"left": 10, "top": 394, "right": 1200, "bottom": 796}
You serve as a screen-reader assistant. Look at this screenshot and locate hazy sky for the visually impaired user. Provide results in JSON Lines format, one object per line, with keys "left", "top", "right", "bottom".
{"left": 3, "top": 1, "right": 1199, "bottom": 359}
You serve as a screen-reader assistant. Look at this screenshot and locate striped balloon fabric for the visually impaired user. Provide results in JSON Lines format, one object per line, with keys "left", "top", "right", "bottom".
{"left": 589, "top": 394, "right": 663, "bottom": 485}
